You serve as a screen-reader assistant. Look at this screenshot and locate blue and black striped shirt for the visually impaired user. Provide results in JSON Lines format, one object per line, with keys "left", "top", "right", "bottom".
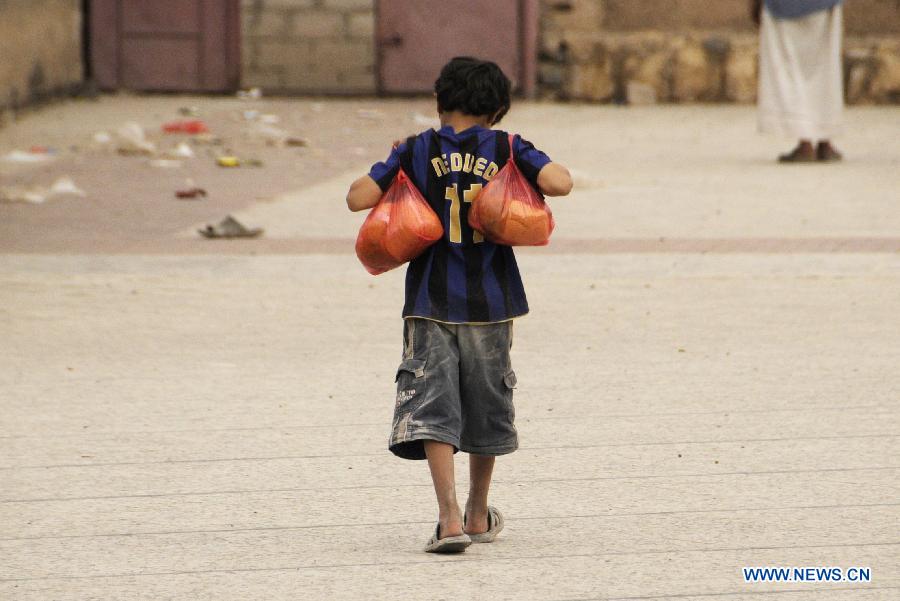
{"left": 368, "top": 125, "right": 551, "bottom": 324}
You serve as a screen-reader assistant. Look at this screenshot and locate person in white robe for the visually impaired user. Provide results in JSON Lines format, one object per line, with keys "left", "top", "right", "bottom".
{"left": 753, "top": 0, "right": 845, "bottom": 162}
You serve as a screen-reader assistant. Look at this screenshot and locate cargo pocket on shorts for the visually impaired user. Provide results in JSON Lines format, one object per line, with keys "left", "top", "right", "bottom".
{"left": 503, "top": 370, "right": 517, "bottom": 390}
{"left": 502, "top": 369, "right": 517, "bottom": 421}
{"left": 394, "top": 358, "right": 426, "bottom": 414}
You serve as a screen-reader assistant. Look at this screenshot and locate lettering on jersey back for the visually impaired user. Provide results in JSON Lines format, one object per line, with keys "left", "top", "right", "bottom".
{"left": 432, "top": 153, "right": 499, "bottom": 181}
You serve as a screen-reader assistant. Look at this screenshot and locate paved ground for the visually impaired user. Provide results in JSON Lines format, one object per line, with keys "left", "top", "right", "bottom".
{"left": 1, "top": 98, "right": 899, "bottom": 600}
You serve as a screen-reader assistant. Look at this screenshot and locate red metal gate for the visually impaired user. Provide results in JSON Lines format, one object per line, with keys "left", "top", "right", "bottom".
{"left": 89, "top": 0, "right": 240, "bottom": 92}
{"left": 376, "top": 0, "right": 538, "bottom": 96}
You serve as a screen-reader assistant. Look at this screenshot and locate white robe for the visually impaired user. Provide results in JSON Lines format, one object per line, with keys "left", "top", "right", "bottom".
{"left": 758, "top": 5, "right": 844, "bottom": 140}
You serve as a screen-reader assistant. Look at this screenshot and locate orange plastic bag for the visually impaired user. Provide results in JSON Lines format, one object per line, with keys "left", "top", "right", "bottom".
{"left": 355, "top": 168, "right": 443, "bottom": 275}
{"left": 469, "top": 135, "right": 554, "bottom": 246}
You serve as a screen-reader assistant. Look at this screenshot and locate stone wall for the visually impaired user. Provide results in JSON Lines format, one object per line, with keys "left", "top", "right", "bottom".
{"left": 539, "top": 0, "right": 900, "bottom": 104}
{"left": 241, "top": 0, "right": 376, "bottom": 94}
{"left": 0, "top": 0, "right": 83, "bottom": 113}
{"left": 3, "top": 0, "right": 896, "bottom": 105}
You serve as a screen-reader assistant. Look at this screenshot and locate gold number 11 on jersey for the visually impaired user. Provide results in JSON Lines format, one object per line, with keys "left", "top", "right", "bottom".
{"left": 445, "top": 184, "right": 484, "bottom": 244}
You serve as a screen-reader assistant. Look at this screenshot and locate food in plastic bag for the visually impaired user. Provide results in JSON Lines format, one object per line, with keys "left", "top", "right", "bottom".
{"left": 469, "top": 136, "right": 554, "bottom": 246}
{"left": 383, "top": 183, "right": 444, "bottom": 262}
{"left": 355, "top": 200, "right": 395, "bottom": 275}
{"left": 356, "top": 168, "right": 443, "bottom": 275}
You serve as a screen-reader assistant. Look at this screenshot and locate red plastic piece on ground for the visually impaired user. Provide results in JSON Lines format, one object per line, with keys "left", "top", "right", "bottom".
{"left": 162, "top": 120, "right": 210, "bottom": 134}
{"left": 175, "top": 187, "right": 207, "bottom": 199}
{"left": 355, "top": 169, "right": 443, "bottom": 275}
{"left": 468, "top": 137, "right": 554, "bottom": 247}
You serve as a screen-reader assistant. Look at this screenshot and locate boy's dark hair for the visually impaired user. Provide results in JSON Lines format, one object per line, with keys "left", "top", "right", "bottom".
{"left": 434, "top": 57, "right": 511, "bottom": 125}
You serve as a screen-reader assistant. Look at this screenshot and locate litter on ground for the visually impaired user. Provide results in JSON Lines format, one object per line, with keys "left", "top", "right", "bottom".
{"left": 198, "top": 215, "right": 263, "bottom": 239}
{"left": 149, "top": 159, "right": 182, "bottom": 169}
{"left": 2, "top": 149, "right": 56, "bottom": 163}
{"left": 216, "top": 153, "right": 263, "bottom": 167}
{"left": 175, "top": 187, "right": 207, "bottom": 199}
{"left": 162, "top": 120, "right": 209, "bottom": 135}
{"left": 237, "top": 87, "right": 262, "bottom": 100}
{"left": 216, "top": 156, "right": 240, "bottom": 167}
{"left": 116, "top": 122, "right": 156, "bottom": 155}
{"left": 49, "top": 177, "right": 86, "bottom": 198}
{"left": 92, "top": 131, "right": 113, "bottom": 146}
{"left": 1, "top": 177, "right": 86, "bottom": 204}
{"left": 166, "top": 142, "right": 195, "bottom": 159}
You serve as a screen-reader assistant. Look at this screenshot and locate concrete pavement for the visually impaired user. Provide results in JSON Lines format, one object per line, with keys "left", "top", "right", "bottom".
{"left": 1, "top": 99, "right": 899, "bottom": 600}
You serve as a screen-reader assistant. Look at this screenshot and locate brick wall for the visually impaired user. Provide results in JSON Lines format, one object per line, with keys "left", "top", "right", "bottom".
{"left": 539, "top": 0, "right": 900, "bottom": 104}
{"left": 1, "top": 1, "right": 897, "bottom": 107}
{"left": 0, "top": 0, "right": 83, "bottom": 113}
{"left": 241, "top": 0, "right": 376, "bottom": 94}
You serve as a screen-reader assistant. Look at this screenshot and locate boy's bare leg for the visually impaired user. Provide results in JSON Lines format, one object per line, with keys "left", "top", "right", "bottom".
{"left": 423, "top": 440, "right": 464, "bottom": 538}
{"left": 464, "top": 454, "right": 495, "bottom": 535}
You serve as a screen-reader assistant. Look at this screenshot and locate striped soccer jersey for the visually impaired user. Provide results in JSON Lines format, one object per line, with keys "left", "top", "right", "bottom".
{"left": 368, "top": 125, "right": 551, "bottom": 324}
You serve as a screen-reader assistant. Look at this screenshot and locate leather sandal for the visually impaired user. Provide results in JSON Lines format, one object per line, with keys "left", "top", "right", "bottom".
{"left": 778, "top": 144, "right": 817, "bottom": 163}
{"left": 817, "top": 142, "right": 843, "bottom": 162}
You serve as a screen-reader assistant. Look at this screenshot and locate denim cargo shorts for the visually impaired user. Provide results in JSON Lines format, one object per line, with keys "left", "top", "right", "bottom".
{"left": 389, "top": 318, "right": 518, "bottom": 460}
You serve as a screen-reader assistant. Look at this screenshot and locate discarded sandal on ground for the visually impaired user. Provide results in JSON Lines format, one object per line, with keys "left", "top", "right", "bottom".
{"left": 423, "top": 523, "right": 471, "bottom": 554}
{"left": 464, "top": 506, "right": 504, "bottom": 543}
{"left": 198, "top": 215, "right": 263, "bottom": 239}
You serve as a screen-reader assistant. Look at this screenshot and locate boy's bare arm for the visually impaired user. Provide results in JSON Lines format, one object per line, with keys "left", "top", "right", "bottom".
{"left": 537, "top": 163, "right": 574, "bottom": 197}
{"left": 346, "top": 175, "right": 382, "bottom": 212}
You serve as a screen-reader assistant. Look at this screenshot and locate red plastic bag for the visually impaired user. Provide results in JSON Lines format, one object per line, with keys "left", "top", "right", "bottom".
{"left": 468, "top": 135, "right": 554, "bottom": 246}
{"left": 162, "top": 120, "right": 209, "bottom": 134}
{"left": 356, "top": 168, "right": 443, "bottom": 275}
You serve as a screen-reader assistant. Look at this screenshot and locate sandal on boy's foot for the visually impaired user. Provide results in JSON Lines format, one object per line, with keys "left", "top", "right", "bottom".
{"left": 464, "top": 506, "right": 504, "bottom": 544}
{"left": 423, "top": 523, "right": 471, "bottom": 554}
{"left": 198, "top": 215, "right": 264, "bottom": 239}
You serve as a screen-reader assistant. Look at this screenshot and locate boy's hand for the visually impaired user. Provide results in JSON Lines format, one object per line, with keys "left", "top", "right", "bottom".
{"left": 537, "top": 163, "right": 574, "bottom": 197}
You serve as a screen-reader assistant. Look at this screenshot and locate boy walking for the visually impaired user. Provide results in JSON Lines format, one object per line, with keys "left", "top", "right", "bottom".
{"left": 346, "top": 57, "right": 572, "bottom": 552}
